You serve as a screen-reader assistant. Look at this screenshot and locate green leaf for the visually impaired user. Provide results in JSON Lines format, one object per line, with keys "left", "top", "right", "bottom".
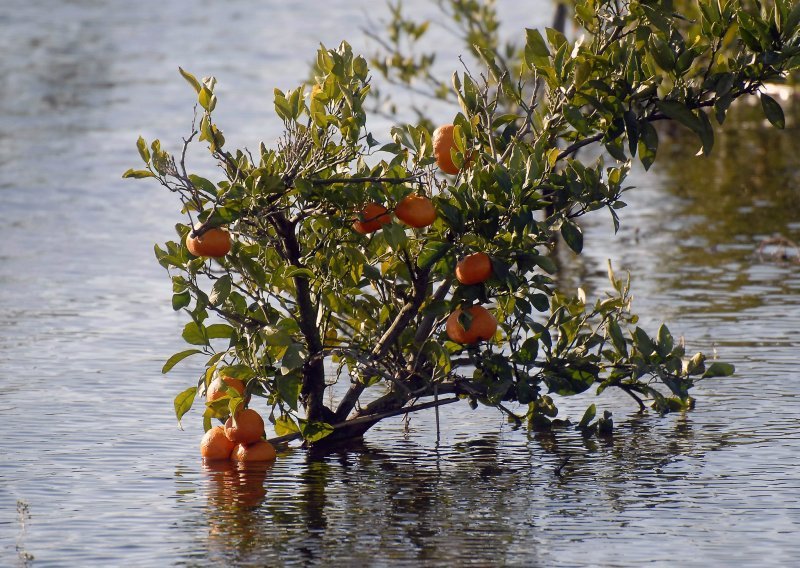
{"left": 702, "top": 362, "right": 735, "bottom": 378}
{"left": 545, "top": 368, "right": 595, "bottom": 395}
{"left": 162, "top": 349, "right": 202, "bottom": 374}
{"left": 383, "top": 222, "right": 408, "bottom": 250}
{"left": 299, "top": 420, "right": 334, "bottom": 442}
{"left": 607, "top": 319, "right": 627, "bottom": 356}
{"left": 633, "top": 327, "right": 656, "bottom": 356}
{"left": 638, "top": 121, "right": 659, "bottom": 170}
{"left": 209, "top": 275, "right": 231, "bottom": 306}
{"left": 515, "top": 337, "right": 539, "bottom": 364}
{"left": 274, "top": 415, "right": 300, "bottom": 436}
{"left": 417, "top": 241, "right": 452, "bottom": 270}
{"left": 623, "top": 111, "right": 639, "bottom": 155}
{"left": 545, "top": 27, "right": 567, "bottom": 51}
{"left": 206, "top": 324, "right": 234, "bottom": 340}
{"left": 560, "top": 220, "right": 583, "bottom": 253}
{"left": 532, "top": 254, "right": 557, "bottom": 274}
{"left": 189, "top": 175, "right": 217, "bottom": 197}
{"left": 696, "top": 110, "right": 715, "bottom": 156}
{"left": 122, "top": 168, "right": 155, "bottom": 179}
{"left": 178, "top": 67, "right": 202, "bottom": 93}
{"left": 276, "top": 373, "right": 302, "bottom": 411}
{"left": 198, "top": 86, "right": 216, "bottom": 112}
{"left": 656, "top": 100, "right": 701, "bottom": 132}
{"left": 657, "top": 324, "right": 674, "bottom": 356}
{"left": 172, "top": 290, "right": 191, "bottom": 311}
{"left": 136, "top": 136, "right": 150, "bottom": 163}
{"left": 525, "top": 28, "right": 551, "bottom": 57}
{"left": 285, "top": 267, "right": 316, "bottom": 279}
{"left": 649, "top": 36, "right": 676, "bottom": 71}
{"left": 174, "top": 386, "right": 197, "bottom": 429}
{"left": 182, "top": 322, "right": 208, "bottom": 346}
{"left": 263, "top": 326, "right": 293, "bottom": 347}
{"left": 788, "top": 2, "right": 800, "bottom": 33}
{"left": 530, "top": 294, "right": 550, "bottom": 312}
{"left": 577, "top": 403, "right": 596, "bottom": 429}
{"left": 280, "top": 343, "right": 306, "bottom": 375}
{"left": 760, "top": 93, "right": 785, "bottom": 129}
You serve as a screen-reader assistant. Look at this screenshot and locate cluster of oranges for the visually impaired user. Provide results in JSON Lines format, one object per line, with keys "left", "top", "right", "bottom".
{"left": 351, "top": 124, "right": 496, "bottom": 345}
{"left": 352, "top": 193, "right": 437, "bottom": 234}
{"left": 200, "top": 377, "right": 277, "bottom": 463}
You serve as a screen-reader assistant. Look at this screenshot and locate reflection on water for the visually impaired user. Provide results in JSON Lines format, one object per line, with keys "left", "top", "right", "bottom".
{"left": 1, "top": 0, "right": 800, "bottom": 565}
{"left": 179, "top": 401, "right": 799, "bottom": 566}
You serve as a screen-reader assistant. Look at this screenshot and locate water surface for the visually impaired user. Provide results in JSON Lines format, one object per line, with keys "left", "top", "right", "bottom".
{"left": 1, "top": 1, "right": 799, "bottom": 566}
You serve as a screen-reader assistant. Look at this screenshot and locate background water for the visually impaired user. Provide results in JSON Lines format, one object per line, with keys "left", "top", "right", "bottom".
{"left": 1, "top": 1, "right": 799, "bottom": 566}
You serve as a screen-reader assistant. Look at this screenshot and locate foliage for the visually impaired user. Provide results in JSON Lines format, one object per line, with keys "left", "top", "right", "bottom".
{"left": 125, "top": 0, "right": 799, "bottom": 444}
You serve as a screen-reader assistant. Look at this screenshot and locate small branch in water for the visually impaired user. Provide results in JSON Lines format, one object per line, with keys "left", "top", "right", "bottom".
{"left": 266, "top": 396, "right": 461, "bottom": 446}
{"left": 554, "top": 456, "right": 570, "bottom": 477}
{"left": 620, "top": 385, "right": 647, "bottom": 412}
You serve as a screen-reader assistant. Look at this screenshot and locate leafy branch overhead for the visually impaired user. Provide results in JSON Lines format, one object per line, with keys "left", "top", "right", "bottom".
{"left": 125, "top": 0, "right": 798, "bottom": 446}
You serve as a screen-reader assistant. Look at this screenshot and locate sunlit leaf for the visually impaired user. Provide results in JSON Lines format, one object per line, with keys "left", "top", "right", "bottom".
{"left": 162, "top": 349, "right": 202, "bottom": 374}
{"left": 174, "top": 386, "right": 197, "bottom": 429}
{"left": 702, "top": 362, "right": 735, "bottom": 378}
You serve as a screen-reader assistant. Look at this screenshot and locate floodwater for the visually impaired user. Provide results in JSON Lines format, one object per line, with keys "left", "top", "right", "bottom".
{"left": 1, "top": 1, "right": 799, "bottom": 566}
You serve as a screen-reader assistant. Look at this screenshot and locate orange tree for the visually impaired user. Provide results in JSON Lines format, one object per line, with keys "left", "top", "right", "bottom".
{"left": 125, "top": 0, "right": 799, "bottom": 445}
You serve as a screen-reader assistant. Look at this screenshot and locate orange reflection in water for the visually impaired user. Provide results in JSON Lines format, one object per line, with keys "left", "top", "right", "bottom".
{"left": 202, "top": 458, "right": 274, "bottom": 557}
{"left": 204, "top": 459, "right": 273, "bottom": 510}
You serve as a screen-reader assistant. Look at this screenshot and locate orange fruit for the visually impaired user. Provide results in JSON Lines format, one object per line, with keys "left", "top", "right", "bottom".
{"left": 353, "top": 203, "right": 391, "bottom": 234}
{"left": 224, "top": 408, "right": 265, "bottom": 445}
{"left": 186, "top": 224, "right": 231, "bottom": 258}
{"left": 456, "top": 252, "right": 493, "bottom": 285}
{"left": 395, "top": 194, "right": 437, "bottom": 228}
{"left": 445, "top": 305, "right": 497, "bottom": 345}
{"left": 433, "top": 124, "right": 471, "bottom": 175}
{"left": 206, "top": 376, "right": 247, "bottom": 403}
{"left": 200, "top": 426, "right": 236, "bottom": 460}
{"left": 231, "top": 441, "right": 277, "bottom": 463}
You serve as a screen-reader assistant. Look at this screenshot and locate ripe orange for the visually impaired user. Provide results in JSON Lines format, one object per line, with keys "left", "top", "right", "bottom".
{"left": 206, "top": 376, "right": 247, "bottom": 403}
{"left": 456, "top": 252, "right": 493, "bottom": 285}
{"left": 353, "top": 203, "right": 391, "bottom": 234}
{"left": 224, "top": 408, "right": 265, "bottom": 445}
{"left": 445, "top": 305, "right": 497, "bottom": 345}
{"left": 231, "top": 441, "right": 277, "bottom": 463}
{"left": 186, "top": 224, "right": 231, "bottom": 258}
{"left": 200, "top": 426, "right": 236, "bottom": 460}
{"left": 395, "top": 194, "right": 437, "bottom": 228}
{"left": 433, "top": 124, "right": 471, "bottom": 175}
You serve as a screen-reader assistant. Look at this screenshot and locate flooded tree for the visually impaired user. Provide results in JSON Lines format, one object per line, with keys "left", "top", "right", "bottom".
{"left": 125, "top": 0, "right": 799, "bottom": 452}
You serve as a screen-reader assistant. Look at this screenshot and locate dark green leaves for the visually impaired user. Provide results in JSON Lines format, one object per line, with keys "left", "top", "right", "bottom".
{"left": 276, "top": 373, "right": 302, "bottom": 411}
{"left": 209, "top": 275, "right": 231, "bottom": 306}
{"left": 638, "top": 121, "right": 659, "bottom": 170}
{"left": 560, "top": 220, "right": 583, "bottom": 253}
{"left": 656, "top": 101, "right": 701, "bottom": 131}
{"left": 653, "top": 101, "right": 714, "bottom": 156}
{"left": 172, "top": 291, "right": 191, "bottom": 311}
{"left": 545, "top": 368, "right": 595, "bottom": 396}
{"left": 299, "top": 420, "right": 334, "bottom": 442}
{"left": 760, "top": 94, "right": 785, "bottom": 129}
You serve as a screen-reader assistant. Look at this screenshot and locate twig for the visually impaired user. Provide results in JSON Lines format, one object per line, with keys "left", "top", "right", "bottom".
{"left": 266, "top": 396, "right": 461, "bottom": 446}
{"left": 554, "top": 456, "right": 570, "bottom": 477}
